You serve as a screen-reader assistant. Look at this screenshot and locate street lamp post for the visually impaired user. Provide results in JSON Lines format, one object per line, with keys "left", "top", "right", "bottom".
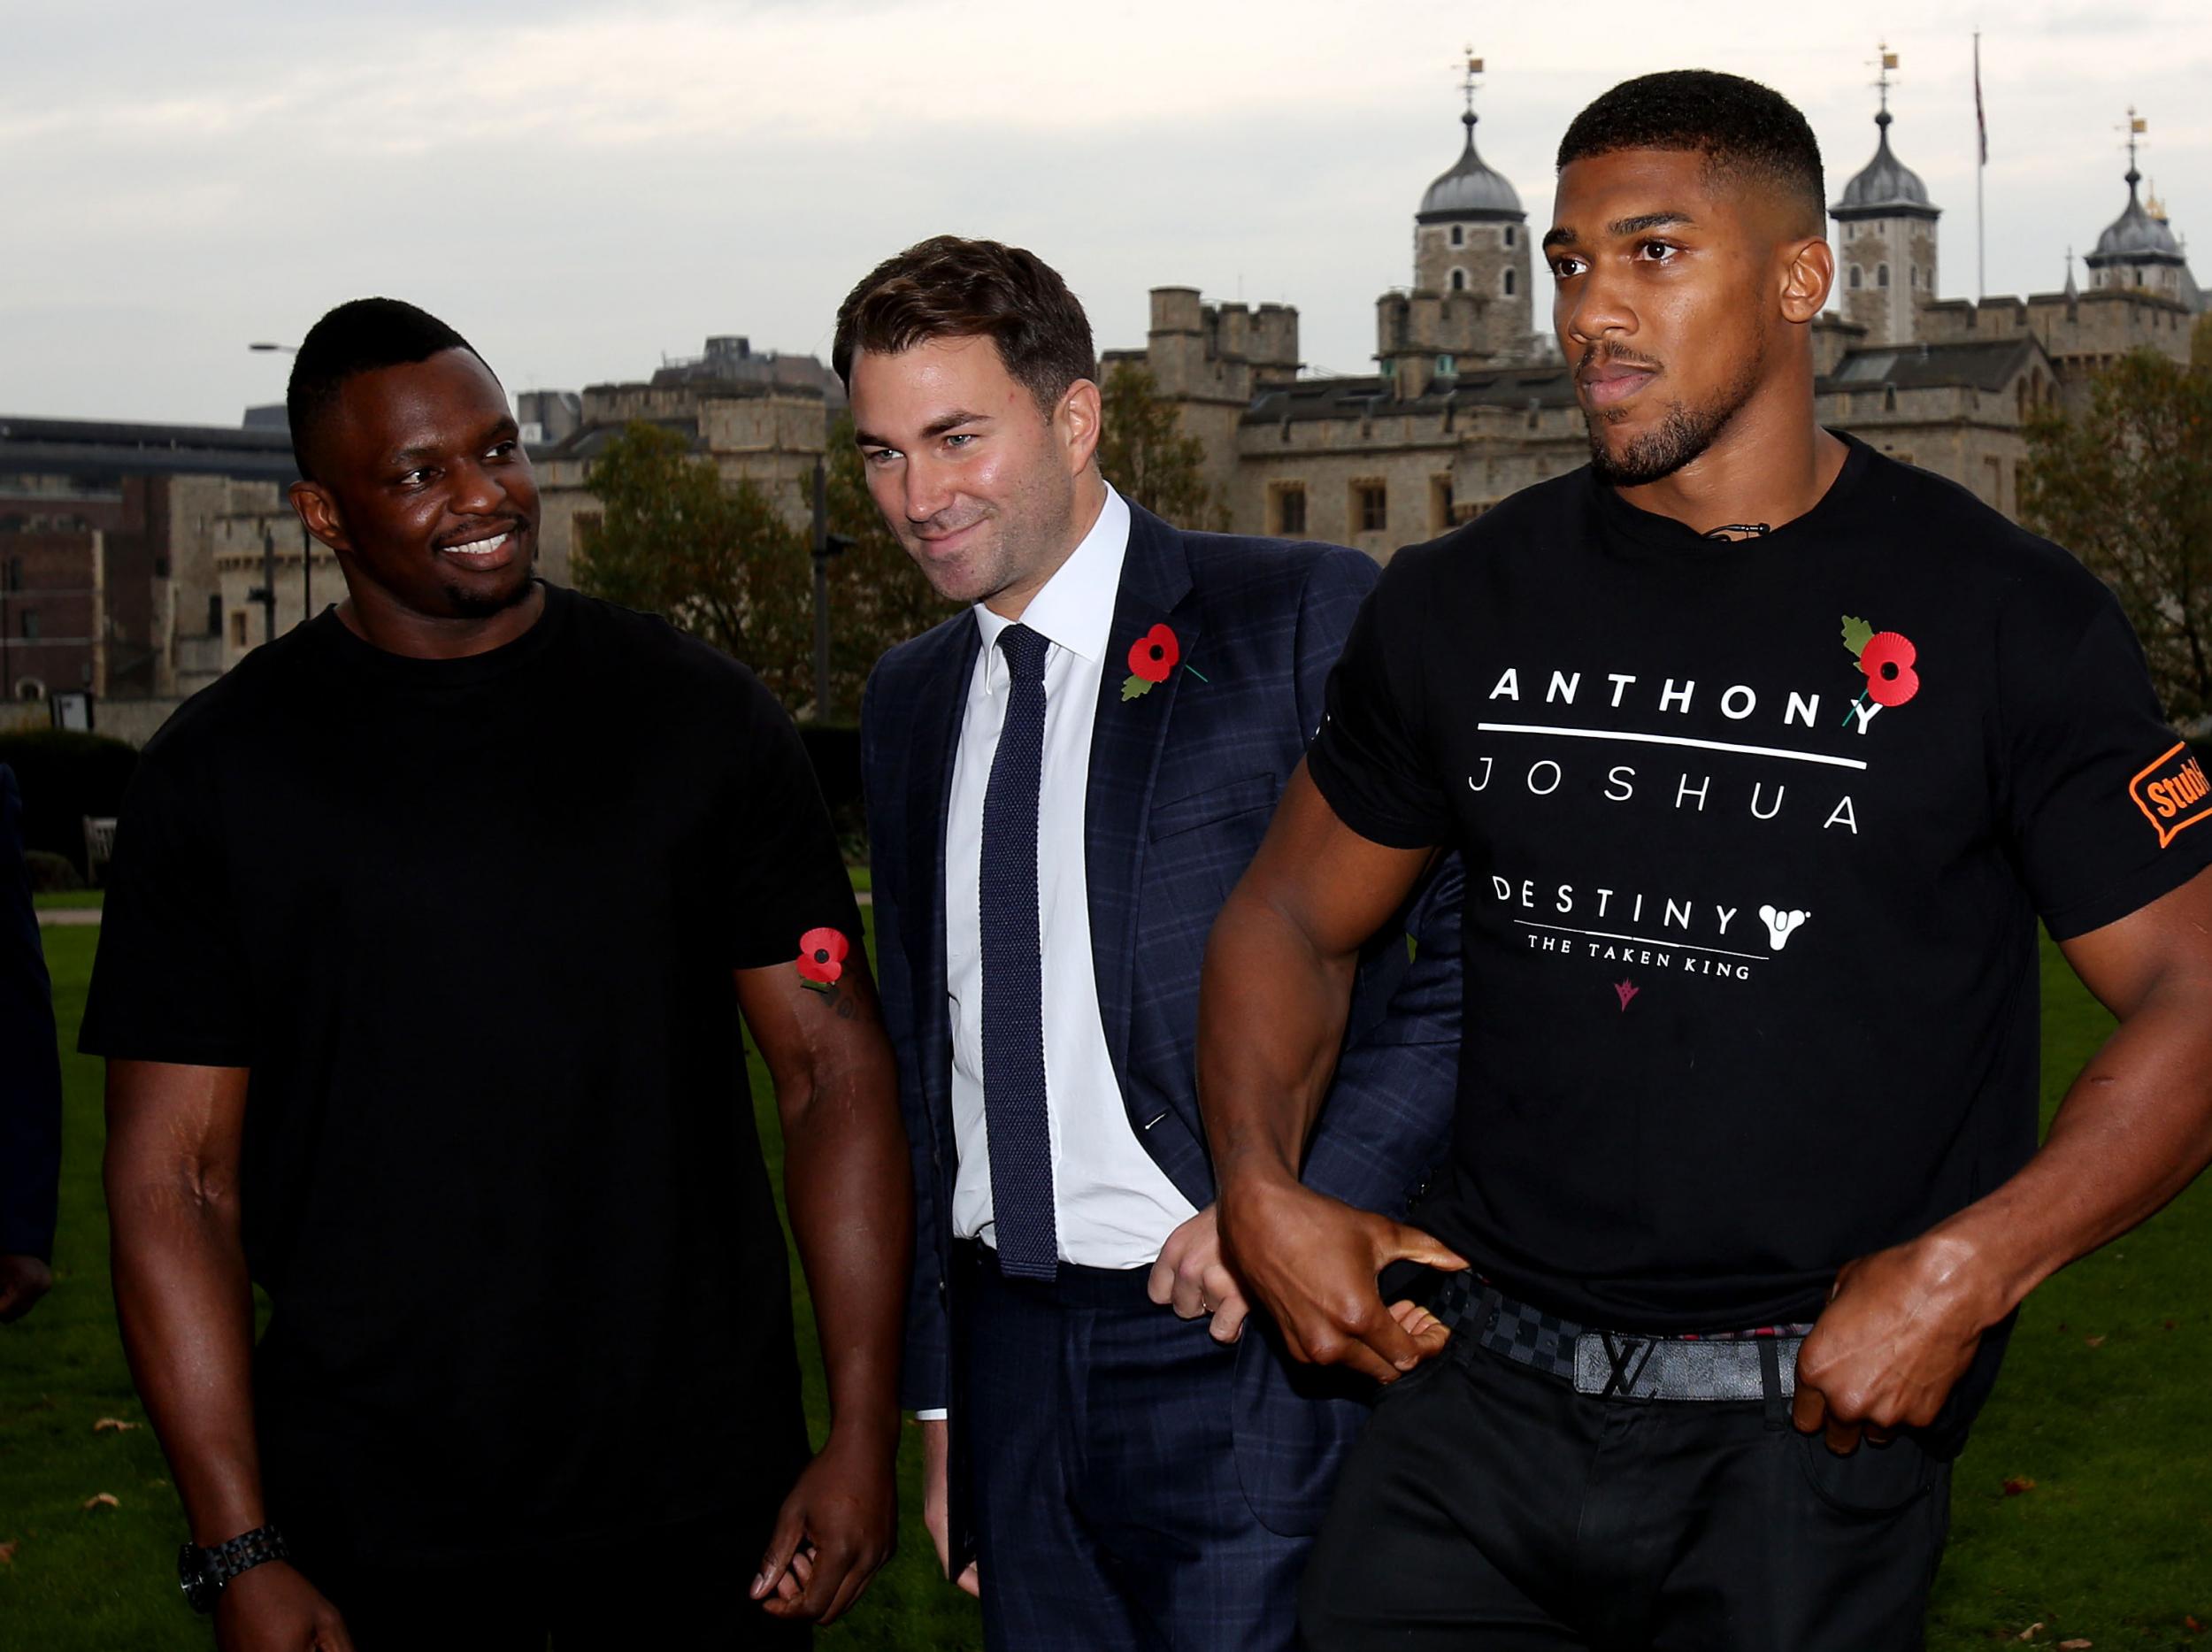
{"left": 810, "top": 458, "right": 854, "bottom": 724}
{"left": 248, "top": 342, "right": 313, "bottom": 625}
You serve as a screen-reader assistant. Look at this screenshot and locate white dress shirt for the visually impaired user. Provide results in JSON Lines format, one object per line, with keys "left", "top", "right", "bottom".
{"left": 944, "top": 482, "right": 1198, "bottom": 1270}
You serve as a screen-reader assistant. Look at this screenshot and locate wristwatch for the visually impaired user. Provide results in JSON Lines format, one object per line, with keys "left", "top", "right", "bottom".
{"left": 178, "top": 1524, "right": 289, "bottom": 1613}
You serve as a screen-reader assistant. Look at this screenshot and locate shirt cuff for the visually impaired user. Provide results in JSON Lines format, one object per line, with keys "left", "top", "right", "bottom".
{"left": 914, "top": 1409, "right": 949, "bottom": 1422}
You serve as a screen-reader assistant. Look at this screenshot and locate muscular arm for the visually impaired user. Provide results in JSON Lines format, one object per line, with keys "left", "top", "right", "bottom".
{"left": 734, "top": 950, "right": 911, "bottom": 1625}
{"left": 105, "top": 1060, "right": 349, "bottom": 1648}
{"left": 1199, "top": 766, "right": 1466, "bottom": 1384}
{"left": 1794, "top": 862, "right": 2212, "bottom": 1449}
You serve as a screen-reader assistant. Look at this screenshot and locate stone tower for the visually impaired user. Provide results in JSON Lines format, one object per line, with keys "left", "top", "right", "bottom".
{"left": 1380, "top": 56, "right": 1532, "bottom": 396}
{"left": 1830, "top": 49, "right": 1940, "bottom": 347}
{"left": 2085, "top": 112, "right": 2204, "bottom": 312}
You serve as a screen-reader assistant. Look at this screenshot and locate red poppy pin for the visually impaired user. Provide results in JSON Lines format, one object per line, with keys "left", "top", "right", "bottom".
{"left": 796, "top": 926, "right": 849, "bottom": 992}
{"left": 1120, "top": 624, "right": 1207, "bottom": 702}
{"left": 1839, "top": 614, "right": 1919, "bottom": 726}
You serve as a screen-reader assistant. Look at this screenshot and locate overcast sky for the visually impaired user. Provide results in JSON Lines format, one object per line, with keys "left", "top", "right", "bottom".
{"left": 4, "top": 0, "right": 2204, "bottom": 427}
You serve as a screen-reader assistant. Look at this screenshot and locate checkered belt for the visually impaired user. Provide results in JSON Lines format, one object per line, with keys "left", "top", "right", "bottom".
{"left": 1426, "top": 1273, "right": 1808, "bottom": 1402}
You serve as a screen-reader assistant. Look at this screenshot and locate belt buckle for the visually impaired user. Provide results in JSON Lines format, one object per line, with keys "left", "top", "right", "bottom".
{"left": 1572, "top": 1330, "right": 1658, "bottom": 1399}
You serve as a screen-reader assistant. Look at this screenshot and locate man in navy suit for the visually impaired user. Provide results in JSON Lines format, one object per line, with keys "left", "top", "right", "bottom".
{"left": 1, "top": 763, "right": 64, "bottom": 1323}
{"left": 841, "top": 235, "right": 1463, "bottom": 1649}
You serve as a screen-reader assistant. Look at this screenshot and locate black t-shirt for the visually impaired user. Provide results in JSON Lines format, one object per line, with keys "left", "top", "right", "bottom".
{"left": 81, "top": 585, "right": 863, "bottom": 1565}
{"left": 1312, "top": 436, "right": 2212, "bottom": 1343}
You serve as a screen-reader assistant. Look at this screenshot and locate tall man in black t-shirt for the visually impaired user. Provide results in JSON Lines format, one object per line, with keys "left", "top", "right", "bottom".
{"left": 82, "top": 298, "right": 910, "bottom": 1650}
{"left": 1199, "top": 72, "right": 2212, "bottom": 1649}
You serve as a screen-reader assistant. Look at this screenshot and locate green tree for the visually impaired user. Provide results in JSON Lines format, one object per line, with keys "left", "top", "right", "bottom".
{"left": 572, "top": 420, "right": 814, "bottom": 705}
{"left": 572, "top": 417, "right": 956, "bottom": 723}
{"left": 2022, "top": 348, "right": 2212, "bottom": 726}
{"left": 1097, "top": 362, "right": 1223, "bottom": 529}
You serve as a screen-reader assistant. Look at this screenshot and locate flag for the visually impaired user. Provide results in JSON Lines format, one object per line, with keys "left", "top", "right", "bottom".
{"left": 1974, "top": 35, "right": 1987, "bottom": 165}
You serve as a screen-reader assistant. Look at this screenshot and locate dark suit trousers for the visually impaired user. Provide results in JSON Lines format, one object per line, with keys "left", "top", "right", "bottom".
{"left": 957, "top": 1242, "right": 1308, "bottom": 1651}
{"left": 1298, "top": 1341, "right": 1951, "bottom": 1651}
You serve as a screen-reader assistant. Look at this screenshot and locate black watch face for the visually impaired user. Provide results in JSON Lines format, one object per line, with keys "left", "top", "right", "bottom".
{"left": 178, "top": 1546, "right": 219, "bottom": 1614}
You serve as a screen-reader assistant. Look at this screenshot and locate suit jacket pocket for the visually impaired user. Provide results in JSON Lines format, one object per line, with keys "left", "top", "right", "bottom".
{"left": 1148, "top": 773, "right": 1278, "bottom": 843}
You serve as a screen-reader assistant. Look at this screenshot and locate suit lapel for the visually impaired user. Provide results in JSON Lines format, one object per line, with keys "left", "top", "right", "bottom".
{"left": 906, "top": 613, "right": 981, "bottom": 1140}
{"left": 1086, "top": 502, "right": 1199, "bottom": 1085}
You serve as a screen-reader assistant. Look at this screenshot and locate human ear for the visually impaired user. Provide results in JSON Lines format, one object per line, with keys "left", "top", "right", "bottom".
{"left": 1056, "top": 377, "right": 1103, "bottom": 478}
{"left": 1780, "top": 236, "right": 1834, "bottom": 325}
{"left": 288, "top": 480, "right": 351, "bottom": 555}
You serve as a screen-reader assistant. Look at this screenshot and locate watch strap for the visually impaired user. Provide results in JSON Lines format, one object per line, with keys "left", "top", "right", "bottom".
{"left": 180, "top": 1523, "right": 288, "bottom": 1611}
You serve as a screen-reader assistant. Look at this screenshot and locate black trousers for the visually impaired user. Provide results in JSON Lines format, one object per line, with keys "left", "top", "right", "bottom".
{"left": 1299, "top": 1341, "right": 1950, "bottom": 1651}
{"left": 300, "top": 1531, "right": 811, "bottom": 1651}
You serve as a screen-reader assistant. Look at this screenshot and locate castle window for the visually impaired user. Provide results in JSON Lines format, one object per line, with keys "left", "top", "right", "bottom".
{"left": 1435, "top": 354, "right": 1456, "bottom": 378}
{"left": 230, "top": 611, "right": 249, "bottom": 647}
{"left": 1272, "top": 484, "right": 1308, "bottom": 537}
{"left": 1354, "top": 481, "right": 1388, "bottom": 534}
{"left": 1848, "top": 265, "right": 1862, "bottom": 289}
{"left": 19, "top": 610, "right": 39, "bottom": 641}
{"left": 1878, "top": 264, "right": 1890, "bottom": 288}
{"left": 1502, "top": 268, "right": 1517, "bottom": 296}
{"left": 1450, "top": 268, "right": 1466, "bottom": 291}
{"left": 1449, "top": 225, "right": 1464, "bottom": 247}
{"left": 1430, "top": 474, "right": 1455, "bottom": 533}
{"left": 1504, "top": 226, "right": 1516, "bottom": 248}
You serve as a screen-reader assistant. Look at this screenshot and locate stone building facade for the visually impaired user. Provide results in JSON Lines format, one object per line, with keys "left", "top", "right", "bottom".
{"left": 527, "top": 371, "right": 832, "bottom": 589}
{"left": 1110, "top": 79, "right": 2201, "bottom": 561}
{"left": 0, "top": 420, "right": 302, "bottom": 704}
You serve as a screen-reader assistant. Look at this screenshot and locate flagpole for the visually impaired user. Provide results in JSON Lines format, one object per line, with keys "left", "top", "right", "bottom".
{"left": 1975, "top": 31, "right": 1985, "bottom": 301}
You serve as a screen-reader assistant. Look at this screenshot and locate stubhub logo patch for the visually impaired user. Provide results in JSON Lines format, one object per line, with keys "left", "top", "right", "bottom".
{"left": 2129, "top": 741, "right": 2212, "bottom": 849}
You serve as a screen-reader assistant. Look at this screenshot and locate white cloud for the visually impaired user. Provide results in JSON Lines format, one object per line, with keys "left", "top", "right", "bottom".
{"left": 2, "top": 0, "right": 2204, "bottom": 423}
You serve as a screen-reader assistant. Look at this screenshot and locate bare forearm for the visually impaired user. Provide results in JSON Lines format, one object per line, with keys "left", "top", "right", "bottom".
{"left": 781, "top": 1056, "right": 911, "bottom": 1454}
{"left": 1936, "top": 979, "right": 2212, "bottom": 1323}
{"left": 106, "top": 1175, "right": 265, "bottom": 1543}
{"left": 1198, "top": 887, "right": 1357, "bottom": 1197}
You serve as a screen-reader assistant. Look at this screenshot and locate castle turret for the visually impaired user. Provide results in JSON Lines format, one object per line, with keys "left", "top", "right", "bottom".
{"left": 2084, "top": 113, "right": 2203, "bottom": 312}
{"left": 1831, "top": 48, "right": 1941, "bottom": 347}
{"left": 1381, "top": 54, "right": 1532, "bottom": 395}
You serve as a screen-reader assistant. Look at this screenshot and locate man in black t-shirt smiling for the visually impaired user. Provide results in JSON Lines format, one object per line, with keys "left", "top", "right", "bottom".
{"left": 82, "top": 299, "right": 910, "bottom": 1649}
{"left": 1199, "top": 73, "right": 2212, "bottom": 1649}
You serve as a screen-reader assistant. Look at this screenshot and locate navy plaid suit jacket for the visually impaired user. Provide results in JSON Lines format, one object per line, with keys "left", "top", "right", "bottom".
{"left": 861, "top": 500, "right": 1462, "bottom": 1551}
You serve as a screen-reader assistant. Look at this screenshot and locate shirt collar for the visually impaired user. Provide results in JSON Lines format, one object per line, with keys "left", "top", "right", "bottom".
{"left": 972, "top": 482, "right": 1130, "bottom": 673}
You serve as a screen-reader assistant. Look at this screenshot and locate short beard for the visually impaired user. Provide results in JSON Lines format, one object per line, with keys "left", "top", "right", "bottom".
{"left": 1585, "top": 342, "right": 1764, "bottom": 488}
{"left": 440, "top": 572, "right": 536, "bottom": 619}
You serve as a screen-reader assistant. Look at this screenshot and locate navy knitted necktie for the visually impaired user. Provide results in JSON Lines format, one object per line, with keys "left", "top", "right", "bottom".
{"left": 979, "top": 622, "right": 1057, "bottom": 1279}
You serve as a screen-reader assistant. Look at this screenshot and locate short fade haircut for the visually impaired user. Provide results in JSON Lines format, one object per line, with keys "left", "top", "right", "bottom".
{"left": 1557, "top": 71, "right": 1825, "bottom": 235}
{"left": 832, "top": 235, "right": 1095, "bottom": 416}
{"left": 287, "top": 297, "right": 481, "bottom": 480}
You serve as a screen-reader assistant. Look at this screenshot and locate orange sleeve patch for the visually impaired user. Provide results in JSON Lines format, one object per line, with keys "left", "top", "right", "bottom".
{"left": 2128, "top": 742, "right": 2212, "bottom": 849}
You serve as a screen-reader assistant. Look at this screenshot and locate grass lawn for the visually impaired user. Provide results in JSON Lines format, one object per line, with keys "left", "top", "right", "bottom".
{"left": 2, "top": 916, "right": 2205, "bottom": 1647}
{"left": 29, "top": 890, "right": 104, "bottom": 911}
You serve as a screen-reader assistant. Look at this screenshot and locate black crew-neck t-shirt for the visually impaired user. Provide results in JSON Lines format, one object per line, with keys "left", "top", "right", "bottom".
{"left": 1310, "top": 436, "right": 2212, "bottom": 1347}
{"left": 81, "top": 584, "right": 864, "bottom": 1565}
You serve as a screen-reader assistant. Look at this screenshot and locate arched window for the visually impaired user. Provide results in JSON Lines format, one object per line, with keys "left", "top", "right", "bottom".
{"left": 1450, "top": 268, "right": 1466, "bottom": 292}
{"left": 1877, "top": 264, "right": 1890, "bottom": 288}
{"left": 1848, "top": 265, "right": 1863, "bottom": 289}
{"left": 1436, "top": 354, "right": 1456, "bottom": 378}
{"left": 1502, "top": 267, "right": 1517, "bottom": 296}
{"left": 1504, "top": 226, "right": 1517, "bottom": 247}
{"left": 1449, "top": 225, "right": 1464, "bottom": 247}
